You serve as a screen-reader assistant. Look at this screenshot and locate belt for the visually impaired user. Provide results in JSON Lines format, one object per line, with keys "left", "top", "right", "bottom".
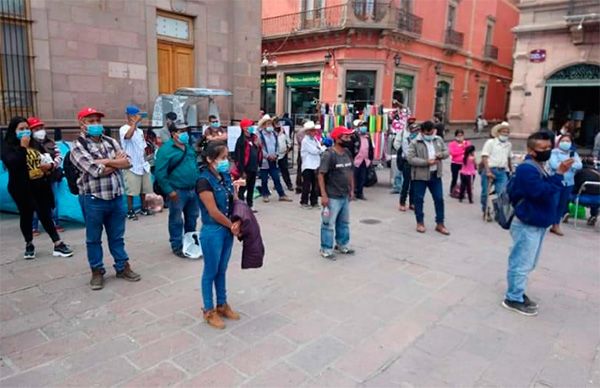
{"left": 490, "top": 167, "right": 506, "bottom": 170}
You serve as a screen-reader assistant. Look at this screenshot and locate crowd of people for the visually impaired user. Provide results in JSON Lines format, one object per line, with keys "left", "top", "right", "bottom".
{"left": 1, "top": 102, "right": 599, "bottom": 326}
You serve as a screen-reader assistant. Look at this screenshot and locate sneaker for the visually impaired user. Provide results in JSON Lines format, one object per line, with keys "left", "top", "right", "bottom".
{"left": 300, "top": 204, "right": 311, "bottom": 209}
{"left": 52, "top": 242, "right": 74, "bottom": 257}
{"left": 355, "top": 195, "right": 367, "bottom": 201}
{"left": 311, "top": 204, "right": 320, "bottom": 209}
{"left": 204, "top": 309, "right": 226, "bottom": 329}
{"left": 523, "top": 294, "right": 538, "bottom": 309}
{"left": 287, "top": 186, "right": 294, "bottom": 191}
{"left": 501, "top": 299, "right": 538, "bottom": 316}
{"left": 250, "top": 207, "right": 258, "bottom": 213}
{"left": 216, "top": 303, "right": 240, "bottom": 320}
{"left": 32, "top": 229, "right": 40, "bottom": 237}
{"left": 140, "top": 208, "right": 154, "bottom": 216}
{"left": 173, "top": 249, "right": 187, "bottom": 259}
{"left": 54, "top": 224, "right": 65, "bottom": 233}
{"left": 262, "top": 196, "right": 270, "bottom": 203}
{"left": 279, "top": 196, "right": 293, "bottom": 202}
{"left": 116, "top": 263, "right": 141, "bottom": 282}
{"left": 24, "top": 242, "right": 35, "bottom": 260}
{"left": 320, "top": 250, "right": 336, "bottom": 260}
{"left": 588, "top": 216, "right": 597, "bottom": 226}
{"left": 90, "top": 268, "right": 105, "bottom": 290}
{"left": 334, "top": 245, "right": 355, "bottom": 254}
{"left": 127, "top": 210, "right": 138, "bottom": 221}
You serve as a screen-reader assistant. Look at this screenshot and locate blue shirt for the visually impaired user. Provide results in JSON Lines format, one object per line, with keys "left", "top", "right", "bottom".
{"left": 197, "top": 168, "right": 233, "bottom": 226}
{"left": 548, "top": 148, "right": 582, "bottom": 187}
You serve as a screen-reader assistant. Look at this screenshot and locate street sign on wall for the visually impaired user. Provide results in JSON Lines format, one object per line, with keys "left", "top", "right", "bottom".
{"left": 529, "top": 49, "right": 546, "bottom": 63}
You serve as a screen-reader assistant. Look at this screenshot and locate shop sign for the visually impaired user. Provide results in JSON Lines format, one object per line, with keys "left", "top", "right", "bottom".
{"left": 261, "top": 74, "right": 277, "bottom": 86}
{"left": 285, "top": 72, "right": 320, "bottom": 87}
{"left": 529, "top": 49, "right": 546, "bottom": 63}
{"left": 394, "top": 73, "right": 414, "bottom": 89}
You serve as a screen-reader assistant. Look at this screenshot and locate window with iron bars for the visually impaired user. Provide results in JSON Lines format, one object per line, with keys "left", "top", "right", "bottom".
{"left": 0, "top": 0, "right": 35, "bottom": 125}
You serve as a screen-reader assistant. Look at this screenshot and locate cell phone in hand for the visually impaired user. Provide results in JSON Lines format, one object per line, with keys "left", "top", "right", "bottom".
{"left": 569, "top": 151, "right": 575, "bottom": 157}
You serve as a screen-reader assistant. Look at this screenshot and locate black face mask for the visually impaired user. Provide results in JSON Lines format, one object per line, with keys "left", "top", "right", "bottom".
{"left": 533, "top": 149, "right": 552, "bottom": 162}
{"left": 341, "top": 140, "right": 353, "bottom": 148}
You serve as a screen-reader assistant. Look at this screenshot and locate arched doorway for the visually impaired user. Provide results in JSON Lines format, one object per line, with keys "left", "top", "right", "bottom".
{"left": 434, "top": 81, "right": 450, "bottom": 121}
{"left": 543, "top": 63, "right": 600, "bottom": 146}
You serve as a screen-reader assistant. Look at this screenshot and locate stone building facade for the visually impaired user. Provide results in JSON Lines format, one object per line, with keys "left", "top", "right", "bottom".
{"left": 0, "top": 0, "right": 261, "bottom": 126}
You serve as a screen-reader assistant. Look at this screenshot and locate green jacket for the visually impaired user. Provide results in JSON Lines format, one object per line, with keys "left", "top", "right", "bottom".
{"left": 154, "top": 139, "right": 199, "bottom": 194}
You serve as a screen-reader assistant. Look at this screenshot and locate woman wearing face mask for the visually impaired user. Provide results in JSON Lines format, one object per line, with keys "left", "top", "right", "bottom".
{"left": 234, "top": 119, "right": 262, "bottom": 212}
{"left": 1, "top": 117, "right": 73, "bottom": 260}
{"left": 447, "top": 129, "right": 471, "bottom": 196}
{"left": 548, "top": 134, "right": 582, "bottom": 236}
{"left": 352, "top": 120, "right": 374, "bottom": 200}
{"left": 196, "top": 141, "right": 243, "bottom": 329}
{"left": 27, "top": 117, "right": 65, "bottom": 234}
{"left": 555, "top": 121, "right": 573, "bottom": 146}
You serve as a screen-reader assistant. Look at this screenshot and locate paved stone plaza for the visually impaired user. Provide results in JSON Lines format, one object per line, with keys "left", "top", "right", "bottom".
{"left": 0, "top": 166, "right": 598, "bottom": 387}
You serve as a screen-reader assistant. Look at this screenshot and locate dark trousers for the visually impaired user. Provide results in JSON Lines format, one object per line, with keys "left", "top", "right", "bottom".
{"left": 459, "top": 173, "right": 474, "bottom": 202}
{"left": 400, "top": 162, "right": 413, "bottom": 206}
{"left": 556, "top": 185, "right": 573, "bottom": 224}
{"left": 301, "top": 169, "right": 319, "bottom": 206}
{"left": 259, "top": 160, "right": 286, "bottom": 198}
{"left": 238, "top": 170, "right": 257, "bottom": 208}
{"left": 9, "top": 179, "right": 60, "bottom": 244}
{"left": 278, "top": 156, "right": 293, "bottom": 189}
{"left": 450, "top": 163, "right": 462, "bottom": 193}
{"left": 296, "top": 154, "right": 303, "bottom": 193}
{"left": 412, "top": 175, "right": 445, "bottom": 225}
{"left": 354, "top": 161, "right": 368, "bottom": 198}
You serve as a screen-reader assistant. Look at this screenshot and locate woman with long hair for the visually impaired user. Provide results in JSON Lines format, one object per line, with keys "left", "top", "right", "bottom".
{"left": 1, "top": 116, "right": 73, "bottom": 259}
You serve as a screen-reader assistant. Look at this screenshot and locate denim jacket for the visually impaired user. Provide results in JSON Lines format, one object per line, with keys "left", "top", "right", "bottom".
{"left": 198, "top": 168, "right": 233, "bottom": 226}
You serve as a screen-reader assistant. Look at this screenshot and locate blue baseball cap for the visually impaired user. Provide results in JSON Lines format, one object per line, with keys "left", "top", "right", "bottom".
{"left": 125, "top": 105, "right": 141, "bottom": 115}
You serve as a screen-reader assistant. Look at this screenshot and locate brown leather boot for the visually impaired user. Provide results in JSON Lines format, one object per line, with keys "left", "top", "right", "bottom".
{"left": 204, "top": 309, "right": 225, "bottom": 329}
{"left": 90, "top": 269, "right": 105, "bottom": 291}
{"left": 217, "top": 303, "right": 240, "bottom": 320}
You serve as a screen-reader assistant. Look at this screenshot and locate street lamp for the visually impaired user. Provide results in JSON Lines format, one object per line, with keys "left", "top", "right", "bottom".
{"left": 261, "top": 52, "right": 277, "bottom": 113}
{"left": 434, "top": 62, "right": 442, "bottom": 75}
{"left": 324, "top": 51, "right": 332, "bottom": 65}
{"left": 394, "top": 53, "right": 401, "bottom": 67}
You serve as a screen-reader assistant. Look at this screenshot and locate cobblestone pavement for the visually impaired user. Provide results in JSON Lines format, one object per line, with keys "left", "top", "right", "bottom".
{"left": 0, "top": 167, "right": 598, "bottom": 387}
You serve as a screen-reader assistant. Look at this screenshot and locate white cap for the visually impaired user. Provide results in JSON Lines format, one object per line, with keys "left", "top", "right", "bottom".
{"left": 303, "top": 120, "right": 316, "bottom": 130}
{"left": 353, "top": 119, "right": 366, "bottom": 128}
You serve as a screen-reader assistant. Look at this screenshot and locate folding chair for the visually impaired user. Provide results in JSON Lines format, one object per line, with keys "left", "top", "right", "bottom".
{"left": 571, "top": 181, "right": 600, "bottom": 229}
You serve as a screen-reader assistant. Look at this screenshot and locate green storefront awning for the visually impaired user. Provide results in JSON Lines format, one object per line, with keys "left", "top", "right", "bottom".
{"left": 395, "top": 73, "right": 414, "bottom": 89}
{"left": 261, "top": 75, "right": 276, "bottom": 86}
{"left": 285, "top": 72, "right": 320, "bottom": 87}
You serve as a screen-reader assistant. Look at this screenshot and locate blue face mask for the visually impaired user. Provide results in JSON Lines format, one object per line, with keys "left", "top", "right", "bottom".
{"left": 409, "top": 132, "right": 418, "bottom": 139}
{"left": 423, "top": 134, "right": 435, "bottom": 142}
{"left": 86, "top": 124, "right": 104, "bottom": 137}
{"left": 210, "top": 121, "right": 220, "bottom": 128}
{"left": 266, "top": 126, "right": 274, "bottom": 132}
{"left": 16, "top": 129, "right": 31, "bottom": 140}
{"left": 559, "top": 141, "right": 572, "bottom": 151}
{"left": 248, "top": 126, "right": 257, "bottom": 135}
{"left": 216, "top": 159, "right": 230, "bottom": 173}
{"left": 360, "top": 126, "right": 368, "bottom": 134}
{"left": 177, "top": 132, "right": 189, "bottom": 144}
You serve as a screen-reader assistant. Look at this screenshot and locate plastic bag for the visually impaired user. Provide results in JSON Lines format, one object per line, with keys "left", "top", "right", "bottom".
{"left": 182, "top": 232, "right": 203, "bottom": 259}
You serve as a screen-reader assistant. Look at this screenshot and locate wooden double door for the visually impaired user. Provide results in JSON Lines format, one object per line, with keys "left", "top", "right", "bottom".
{"left": 157, "top": 41, "right": 194, "bottom": 94}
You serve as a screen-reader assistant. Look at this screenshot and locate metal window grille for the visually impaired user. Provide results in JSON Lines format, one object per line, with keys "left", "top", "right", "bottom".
{"left": 0, "top": 0, "right": 35, "bottom": 124}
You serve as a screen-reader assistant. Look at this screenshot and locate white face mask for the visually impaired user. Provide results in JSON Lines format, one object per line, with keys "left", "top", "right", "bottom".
{"left": 33, "top": 130, "right": 46, "bottom": 141}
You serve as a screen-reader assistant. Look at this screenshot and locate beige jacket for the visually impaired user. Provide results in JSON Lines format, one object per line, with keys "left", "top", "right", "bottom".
{"left": 407, "top": 134, "right": 449, "bottom": 181}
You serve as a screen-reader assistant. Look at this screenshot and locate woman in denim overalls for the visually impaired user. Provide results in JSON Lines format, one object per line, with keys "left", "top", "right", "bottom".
{"left": 197, "top": 141, "right": 243, "bottom": 329}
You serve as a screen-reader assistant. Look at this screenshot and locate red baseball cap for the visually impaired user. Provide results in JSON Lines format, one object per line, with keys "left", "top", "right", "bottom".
{"left": 330, "top": 126, "right": 354, "bottom": 140}
{"left": 27, "top": 117, "right": 44, "bottom": 129}
{"left": 77, "top": 107, "right": 105, "bottom": 121}
{"left": 240, "top": 118, "right": 253, "bottom": 129}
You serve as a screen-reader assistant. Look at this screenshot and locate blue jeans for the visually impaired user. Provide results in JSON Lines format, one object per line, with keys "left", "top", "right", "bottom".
{"left": 259, "top": 160, "right": 286, "bottom": 198}
{"left": 200, "top": 224, "right": 234, "bottom": 310}
{"left": 82, "top": 195, "right": 129, "bottom": 272}
{"left": 392, "top": 169, "right": 404, "bottom": 193}
{"left": 555, "top": 185, "right": 572, "bottom": 224}
{"left": 168, "top": 188, "right": 199, "bottom": 251}
{"left": 32, "top": 181, "right": 60, "bottom": 230}
{"left": 412, "top": 175, "right": 444, "bottom": 224}
{"left": 506, "top": 218, "right": 546, "bottom": 303}
{"left": 480, "top": 168, "right": 509, "bottom": 211}
{"left": 320, "top": 196, "right": 350, "bottom": 253}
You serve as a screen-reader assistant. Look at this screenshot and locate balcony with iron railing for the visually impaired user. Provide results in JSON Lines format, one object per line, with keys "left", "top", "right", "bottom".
{"left": 262, "top": 1, "right": 423, "bottom": 40}
{"left": 483, "top": 44, "right": 498, "bottom": 61}
{"left": 444, "top": 28, "right": 464, "bottom": 50}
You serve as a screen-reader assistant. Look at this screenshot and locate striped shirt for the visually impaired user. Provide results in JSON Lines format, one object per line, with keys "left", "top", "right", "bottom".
{"left": 119, "top": 124, "right": 148, "bottom": 175}
{"left": 70, "top": 135, "right": 125, "bottom": 200}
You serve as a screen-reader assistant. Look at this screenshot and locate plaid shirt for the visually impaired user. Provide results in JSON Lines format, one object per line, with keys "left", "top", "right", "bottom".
{"left": 70, "top": 135, "right": 126, "bottom": 200}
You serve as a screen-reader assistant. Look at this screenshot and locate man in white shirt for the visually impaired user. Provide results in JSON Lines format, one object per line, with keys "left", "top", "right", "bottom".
{"left": 120, "top": 105, "right": 154, "bottom": 220}
{"left": 480, "top": 121, "right": 513, "bottom": 219}
{"left": 300, "top": 121, "right": 323, "bottom": 208}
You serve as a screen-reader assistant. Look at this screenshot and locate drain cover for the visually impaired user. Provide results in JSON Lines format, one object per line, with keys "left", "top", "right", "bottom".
{"left": 360, "top": 219, "right": 381, "bottom": 225}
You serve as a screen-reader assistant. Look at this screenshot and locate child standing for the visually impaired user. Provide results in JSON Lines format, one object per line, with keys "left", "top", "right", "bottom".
{"left": 459, "top": 145, "right": 477, "bottom": 203}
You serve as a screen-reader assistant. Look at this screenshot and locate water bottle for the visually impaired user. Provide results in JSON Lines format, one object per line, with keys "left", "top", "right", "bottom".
{"left": 322, "top": 206, "right": 330, "bottom": 218}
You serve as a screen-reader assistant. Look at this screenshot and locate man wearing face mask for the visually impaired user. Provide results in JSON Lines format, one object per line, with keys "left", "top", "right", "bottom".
{"left": 352, "top": 119, "right": 374, "bottom": 200}
{"left": 397, "top": 122, "right": 419, "bottom": 211}
{"left": 407, "top": 121, "right": 450, "bottom": 234}
{"left": 257, "top": 115, "right": 293, "bottom": 203}
{"left": 70, "top": 107, "right": 141, "bottom": 290}
{"left": 234, "top": 119, "right": 262, "bottom": 212}
{"left": 155, "top": 121, "right": 201, "bottom": 258}
{"left": 480, "top": 122, "right": 513, "bottom": 220}
{"left": 502, "top": 132, "right": 573, "bottom": 316}
{"left": 204, "top": 115, "right": 227, "bottom": 143}
{"left": 27, "top": 117, "right": 65, "bottom": 234}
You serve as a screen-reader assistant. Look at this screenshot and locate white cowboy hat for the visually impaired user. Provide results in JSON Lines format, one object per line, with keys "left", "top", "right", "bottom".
{"left": 303, "top": 120, "right": 316, "bottom": 130}
{"left": 353, "top": 119, "right": 366, "bottom": 128}
{"left": 257, "top": 114, "right": 273, "bottom": 128}
{"left": 491, "top": 121, "right": 510, "bottom": 137}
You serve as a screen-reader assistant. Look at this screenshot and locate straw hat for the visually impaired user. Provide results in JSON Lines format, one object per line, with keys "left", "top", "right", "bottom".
{"left": 491, "top": 121, "right": 510, "bottom": 137}
{"left": 257, "top": 114, "right": 273, "bottom": 127}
